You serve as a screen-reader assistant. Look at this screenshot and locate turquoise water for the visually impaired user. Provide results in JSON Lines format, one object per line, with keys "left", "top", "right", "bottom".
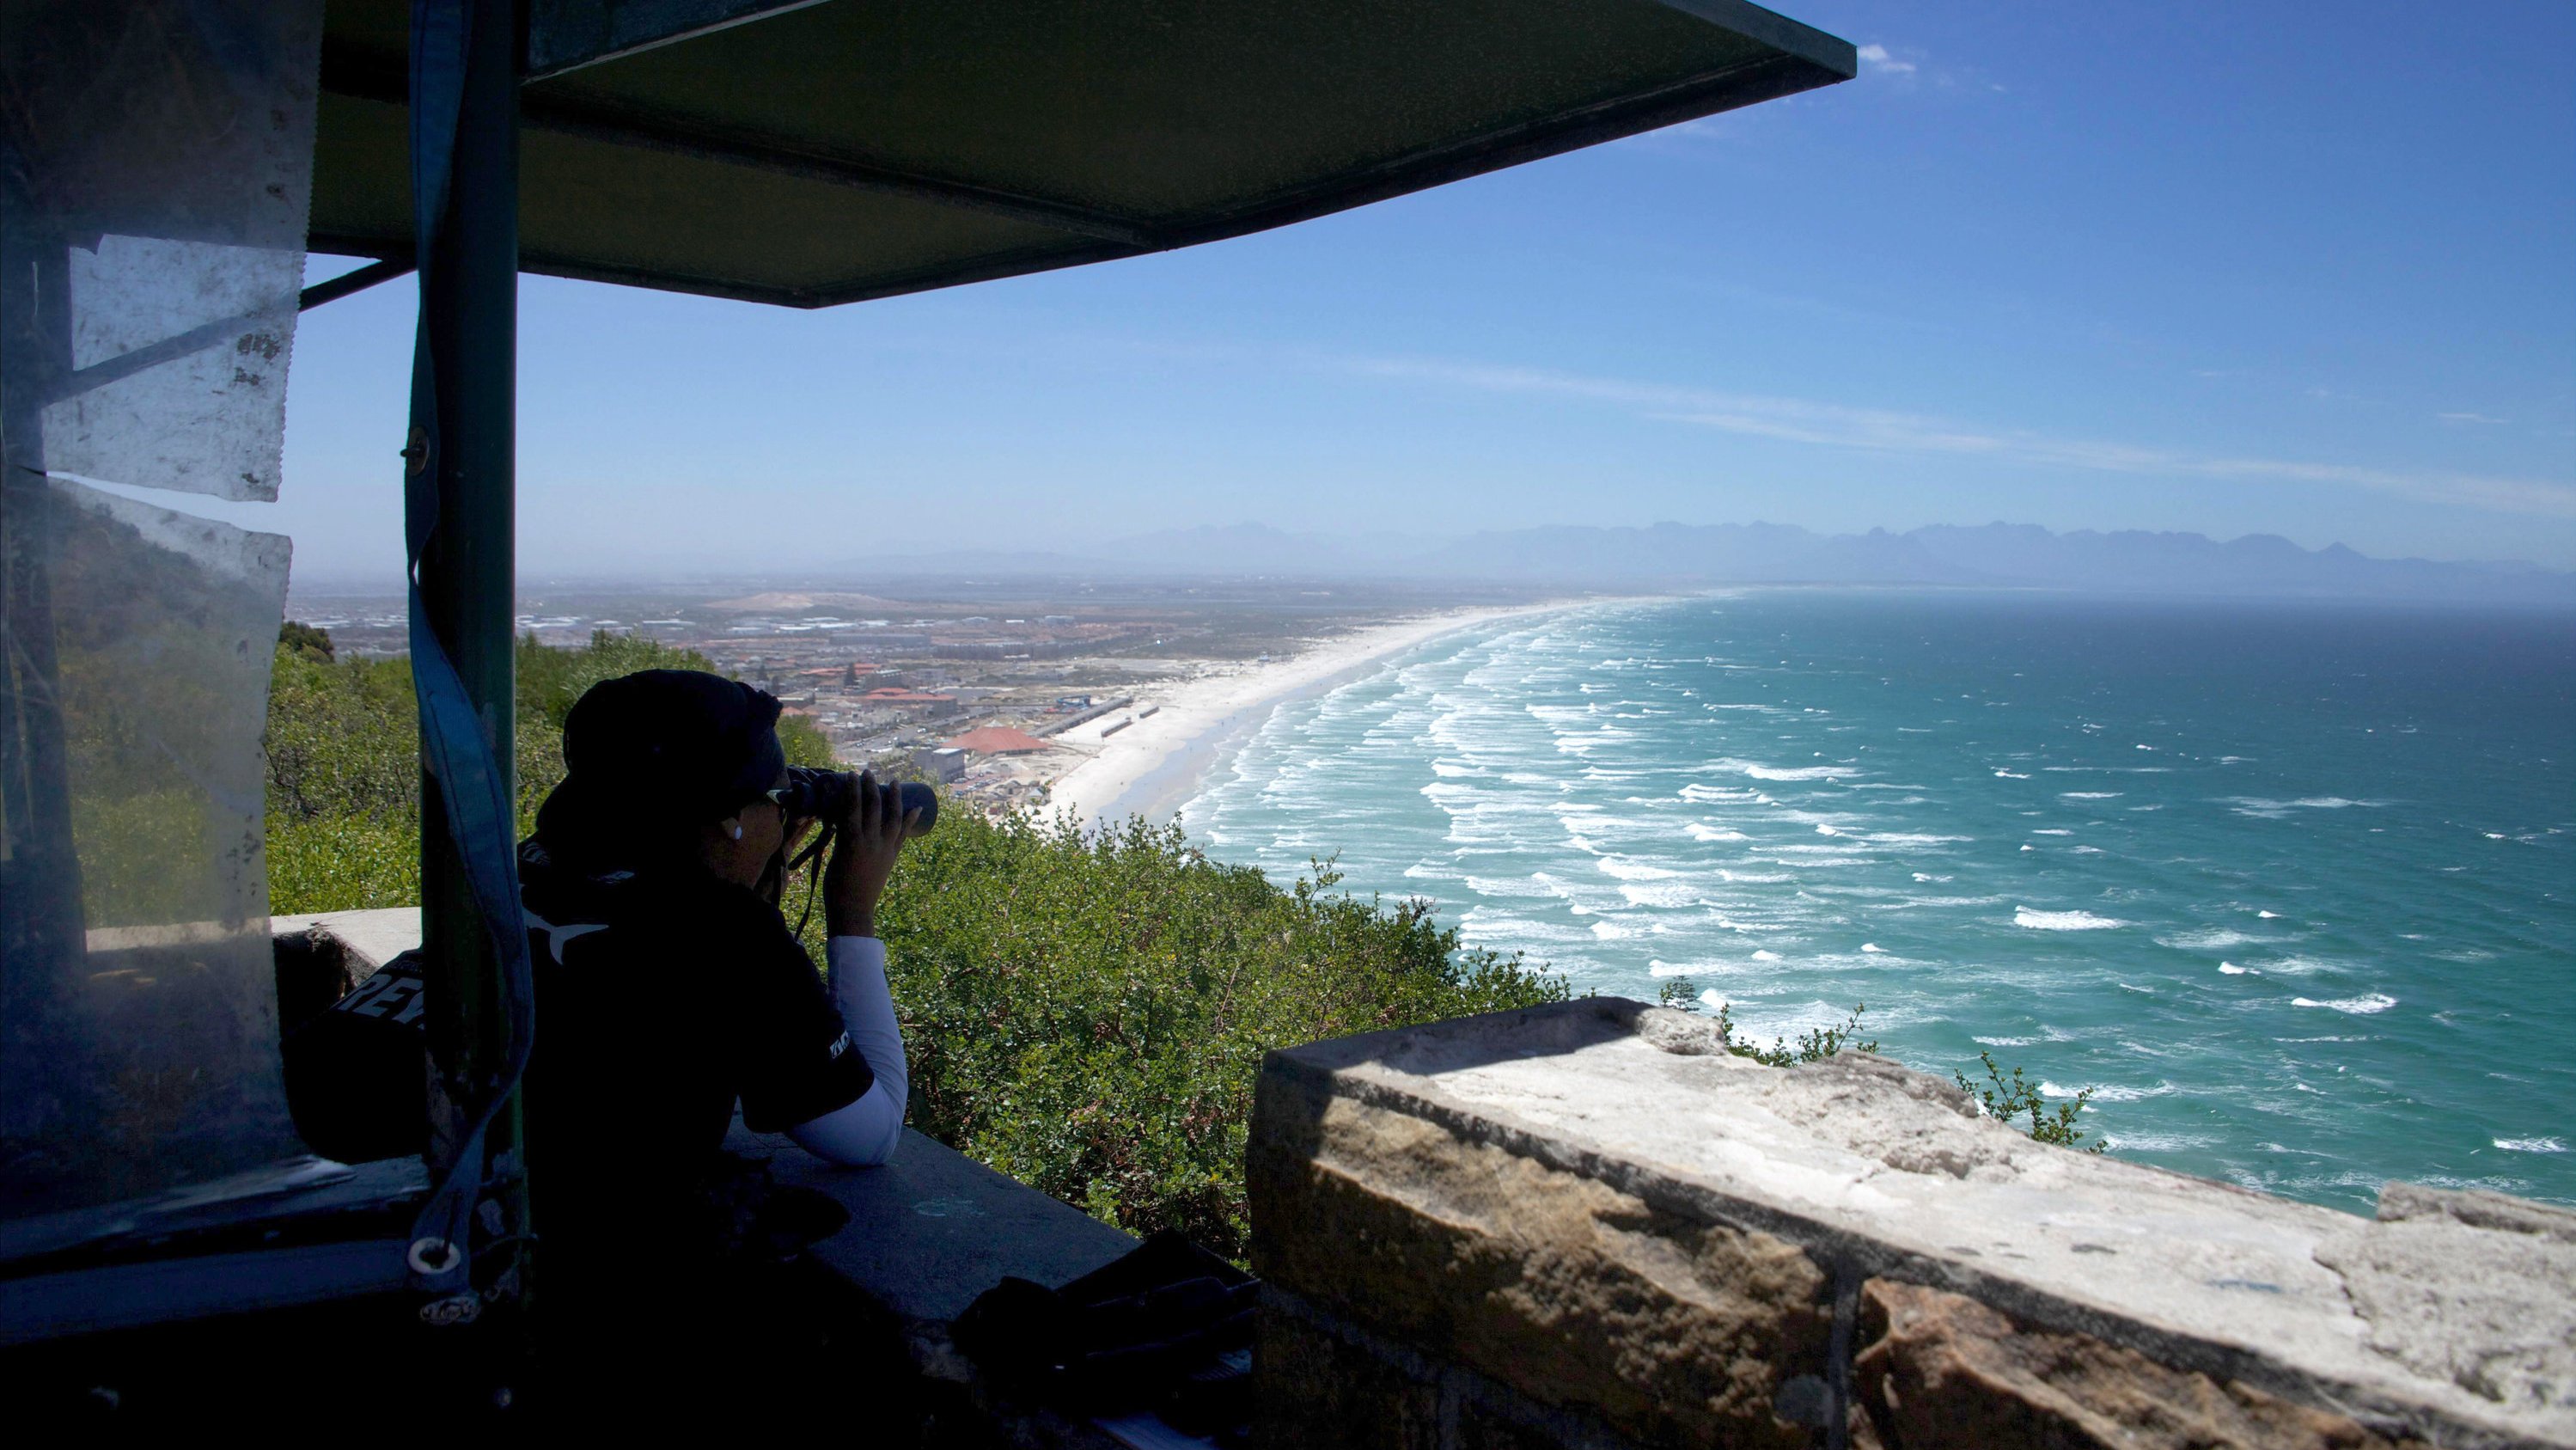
{"left": 1180, "top": 591, "right": 2576, "bottom": 1212}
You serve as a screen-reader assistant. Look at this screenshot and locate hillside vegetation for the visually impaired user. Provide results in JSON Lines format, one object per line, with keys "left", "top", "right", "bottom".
{"left": 266, "top": 630, "right": 2086, "bottom": 1255}
{"left": 266, "top": 629, "right": 833, "bottom": 912}
{"left": 847, "top": 818, "right": 1561, "bottom": 1253}
{"left": 266, "top": 631, "right": 1562, "bottom": 1255}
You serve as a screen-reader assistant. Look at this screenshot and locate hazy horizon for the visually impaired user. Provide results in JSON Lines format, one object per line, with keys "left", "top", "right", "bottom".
{"left": 162, "top": 1, "right": 2574, "bottom": 578}
{"left": 269, "top": 516, "right": 2576, "bottom": 600}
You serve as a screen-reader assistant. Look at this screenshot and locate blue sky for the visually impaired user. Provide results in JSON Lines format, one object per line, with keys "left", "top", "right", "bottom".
{"left": 230, "top": 0, "right": 2576, "bottom": 581}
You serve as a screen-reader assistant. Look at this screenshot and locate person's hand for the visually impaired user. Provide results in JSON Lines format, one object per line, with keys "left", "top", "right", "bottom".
{"left": 823, "top": 770, "right": 919, "bottom": 938}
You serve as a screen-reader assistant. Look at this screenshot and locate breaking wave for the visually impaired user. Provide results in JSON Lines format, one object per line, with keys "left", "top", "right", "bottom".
{"left": 1704, "top": 757, "right": 1862, "bottom": 781}
{"left": 2292, "top": 993, "right": 2397, "bottom": 1016}
{"left": 2013, "top": 907, "right": 2127, "bottom": 931}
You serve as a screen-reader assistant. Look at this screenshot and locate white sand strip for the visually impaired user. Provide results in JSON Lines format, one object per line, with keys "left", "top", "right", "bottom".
{"left": 1042, "top": 603, "right": 1578, "bottom": 829}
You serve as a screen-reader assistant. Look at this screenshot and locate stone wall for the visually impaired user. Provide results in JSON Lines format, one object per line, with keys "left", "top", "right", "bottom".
{"left": 1248, "top": 999, "right": 2573, "bottom": 1450}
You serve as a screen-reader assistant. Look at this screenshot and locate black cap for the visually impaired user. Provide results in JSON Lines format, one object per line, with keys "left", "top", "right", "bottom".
{"left": 536, "top": 670, "right": 786, "bottom": 871}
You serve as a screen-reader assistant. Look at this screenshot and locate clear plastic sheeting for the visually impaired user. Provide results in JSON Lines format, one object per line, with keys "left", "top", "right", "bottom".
{"left": 2, "top": 0, "right": 323, "bottom": 1222}
{"left": 47, "top": 233, "right": 303, "bottom": 503}
{"left": 1, "top": 0, "right": 323, "bottom": 501}
{"left": 0, "top": 481, "right": 298, "bottom": 1217}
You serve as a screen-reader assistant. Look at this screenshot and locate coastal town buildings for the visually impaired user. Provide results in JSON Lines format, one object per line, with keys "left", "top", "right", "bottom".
{"left": 292, "top": 578, "right": 1489, "bottom": 817}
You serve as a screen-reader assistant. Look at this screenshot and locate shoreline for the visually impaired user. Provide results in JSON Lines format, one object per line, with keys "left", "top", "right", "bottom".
{"left": 1041, "top": 601, "right": 1587, "bottom": 829}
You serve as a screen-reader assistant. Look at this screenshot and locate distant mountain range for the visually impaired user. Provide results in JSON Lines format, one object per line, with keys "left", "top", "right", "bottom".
{"left": 858, "top": 521, "right": 2575, "bottom": 604}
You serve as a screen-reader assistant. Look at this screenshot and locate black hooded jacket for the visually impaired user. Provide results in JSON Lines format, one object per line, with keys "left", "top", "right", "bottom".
{"left": 516, "top": 671, "right": 871, "bottom": 1279}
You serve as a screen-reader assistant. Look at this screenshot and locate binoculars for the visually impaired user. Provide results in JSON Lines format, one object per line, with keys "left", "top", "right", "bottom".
{"left": 777, "top": 766, "right": 938, "bottom": 837}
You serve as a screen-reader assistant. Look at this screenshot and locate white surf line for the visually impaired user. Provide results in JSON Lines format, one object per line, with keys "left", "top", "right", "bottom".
{"left": 1043, "top": 600, "right": 1604, "bottom": 829}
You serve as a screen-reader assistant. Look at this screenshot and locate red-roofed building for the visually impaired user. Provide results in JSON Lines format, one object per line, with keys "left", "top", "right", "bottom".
{"left": 940, "top": 726, "right": 1053, "bottom": 756}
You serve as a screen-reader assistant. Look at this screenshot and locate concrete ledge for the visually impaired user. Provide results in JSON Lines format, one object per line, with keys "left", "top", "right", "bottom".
{"left": 725, "top": 1123, "right": 1138, "bottom": 1382}
{"left": 726, "top": 1123, "right": 1143, "bottom": 1448}
{"left": 269, "top": 908, "right": 424, "bottom": 973}
{"left": 1249, "top": 998, "right": 2575, "bottom": 1449}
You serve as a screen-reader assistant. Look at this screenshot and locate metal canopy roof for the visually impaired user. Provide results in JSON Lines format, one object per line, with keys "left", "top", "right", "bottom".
{"left": 311, "top": 0, "right": 1853, "bottom": 308}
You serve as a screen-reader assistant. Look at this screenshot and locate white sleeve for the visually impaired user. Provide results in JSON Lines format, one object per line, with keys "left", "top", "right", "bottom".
{"left": 785, "top": 935, "right": 910, "bottom": 1166}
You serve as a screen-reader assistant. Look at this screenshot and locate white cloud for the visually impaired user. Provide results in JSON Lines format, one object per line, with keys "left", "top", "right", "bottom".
{"left": 1858, "top": 44, "right": 1918, "bottom": 76}
{"left": 2438, "top": 412, "right": 2507, "bottom": 425}
{"left": 1335, "top": 356, "right": 2576, "bottom": 519}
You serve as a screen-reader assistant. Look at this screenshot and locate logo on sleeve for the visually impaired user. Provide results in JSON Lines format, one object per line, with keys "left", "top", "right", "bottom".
{"left": 827, "top": 1031, "right": 852, "bottom": 1061}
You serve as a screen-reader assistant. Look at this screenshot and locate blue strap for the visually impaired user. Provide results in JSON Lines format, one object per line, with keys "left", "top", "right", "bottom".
{"left": 400, "top": 0, "right": 536, "bottom": 1310}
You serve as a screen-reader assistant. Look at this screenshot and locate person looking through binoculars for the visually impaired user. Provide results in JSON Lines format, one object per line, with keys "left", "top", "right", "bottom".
{"left": 515, "top": 669, "right": 935, "bottom": 1297}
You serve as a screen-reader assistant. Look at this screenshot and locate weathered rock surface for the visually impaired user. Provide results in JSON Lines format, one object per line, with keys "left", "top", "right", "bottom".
{"left": 1254, "top": 1089, "right": 1832, "bottom": 1447}
{"left": 1250, "top": 998, "right": 2575, "bottom": 1449}
{"left": 2315, "top": 1186, "right": 2576, "bottom": 1426}
{"left": 1853, "top": 1278, "right": 2430, "bottom": 1449}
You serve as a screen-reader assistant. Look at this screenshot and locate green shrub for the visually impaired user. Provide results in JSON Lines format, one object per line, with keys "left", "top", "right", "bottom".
{"left": 266, "top": 645, "right": 418, "bottom": 828}
{"left": 265, "top": 628, "right": 729, "bottom": 914}
{"left": 791, "top": 816, "right": 1566, "bottom": 1258}
{"left": 1655, "top": 979, "right": 1877, "bottom": 1066}
{"left": 268, "top": 811, "right": 421, "bottom": 915}
{"left": 278, "top": 619, "right": 335, "bottom": 663}
{"left": 1955, "top": 1050, "right": 2101, "bottom": 1152}
{"left": 1657, "top": 980, "right": 2096, "bottom": 1147}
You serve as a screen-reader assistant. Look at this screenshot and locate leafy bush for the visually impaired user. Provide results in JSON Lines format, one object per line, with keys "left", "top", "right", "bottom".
{"left": 267, "top": 646, "right": 419, "bottom": 828}
{"left": 278, "top": 619, "right": 336, "bottom": 662}
{"left": 1954, "top": 1050, "right": 2101, "bottom": 1152}
{"left": 1656, "top": 979, "right": 1877, "bottom": 1066}
{"left": 269, "top": 811, "right": 422, "bottom": 916}
{"left": 793, "top": 818, "right": 1565, "bottom": 1257}
{"left": 265, "top": 628, "right": 783, "bottom": 900}
{"left": 1657, "top": 979, "right": 2095, "bottom": 1147}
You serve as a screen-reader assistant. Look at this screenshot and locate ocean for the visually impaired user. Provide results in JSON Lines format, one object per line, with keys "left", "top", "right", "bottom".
{"left": 1178, "top": 590, "right": 2575, "bottom": 1212}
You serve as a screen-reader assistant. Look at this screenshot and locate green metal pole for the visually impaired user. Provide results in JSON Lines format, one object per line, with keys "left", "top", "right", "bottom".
{"left": 418, "top": 0, "right": 528, "bottom": 1313}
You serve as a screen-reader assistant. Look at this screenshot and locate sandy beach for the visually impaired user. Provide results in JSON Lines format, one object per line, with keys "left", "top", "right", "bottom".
{"left": 1041, "top": 603, "right": 1575, "bottom": 829}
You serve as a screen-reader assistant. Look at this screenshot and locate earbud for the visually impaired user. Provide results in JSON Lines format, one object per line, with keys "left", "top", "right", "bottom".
{"left": 729, "top": 824, "right": 743, "bottom": 840}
